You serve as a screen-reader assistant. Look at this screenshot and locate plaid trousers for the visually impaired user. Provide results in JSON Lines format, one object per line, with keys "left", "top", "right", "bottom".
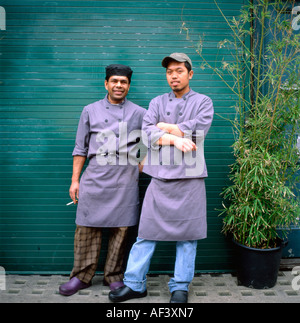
{"left": 70, "top": 225, "right": 128, "bottom": 284}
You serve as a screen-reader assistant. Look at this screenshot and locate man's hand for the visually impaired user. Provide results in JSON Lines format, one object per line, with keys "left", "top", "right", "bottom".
{"left": 156, "top": 122, "right": 171, "bottom": 132}
{"left": 156, "top": 122, "right": 184, "bottom": 137}
{"left": 69, "top": 181, "right": 80, "bottom": 204}
{"left": 69, "top": 155, "right": 86, "bottom": 204}
{"left": 174, "top": 137, "right": 197, "bottom": 153}
{"left": 138, "top": 156, "right": 146, "bottom": 173}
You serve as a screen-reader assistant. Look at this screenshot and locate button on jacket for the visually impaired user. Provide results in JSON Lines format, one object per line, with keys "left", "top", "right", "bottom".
{"left": 138, "top": 89, "right": 214, "bottom": 241}
{"left": 72, "top": 95, "right": 146, "bottom": 228}
{"left": 142, "top": 89, "right": 214, "bottom": 180}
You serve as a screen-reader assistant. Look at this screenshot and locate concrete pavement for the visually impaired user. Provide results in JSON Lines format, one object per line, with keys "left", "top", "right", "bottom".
{"left": 1, "top": 271, "right": 299, "bottom": 303}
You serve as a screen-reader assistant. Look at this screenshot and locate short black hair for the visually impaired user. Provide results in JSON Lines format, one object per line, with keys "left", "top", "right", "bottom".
{"left": 184, "top": 61, "right": 192, "bottom": 72}
{"left": 105, "top": 64, "right": 133, "bottom": 84}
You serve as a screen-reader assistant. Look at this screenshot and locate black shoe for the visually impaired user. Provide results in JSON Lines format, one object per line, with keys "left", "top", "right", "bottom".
{"left": 170, "top": 290, "right": 188, "bottom": 303}
{"left": 109, "top": 285, "right": 147, "bottom": 303}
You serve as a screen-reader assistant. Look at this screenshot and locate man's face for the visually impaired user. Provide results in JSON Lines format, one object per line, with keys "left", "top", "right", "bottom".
{"left": 166, "top": 61, "right": 193, "bottom": 97}
{"left": 105, "top": 75, "right": 130, "bottom": 104}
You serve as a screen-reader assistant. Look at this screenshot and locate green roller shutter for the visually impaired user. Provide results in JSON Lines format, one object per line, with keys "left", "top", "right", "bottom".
{"left": 0, "top": 0, "right": 246, "bottom": 274}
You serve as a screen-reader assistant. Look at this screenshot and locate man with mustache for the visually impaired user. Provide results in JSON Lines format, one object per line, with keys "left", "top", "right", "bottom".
{"left": 59, "top": 64, "right": 145, "bottom": 296}
{"left": 109, "top": 53, "right": 214, "bottom": 303}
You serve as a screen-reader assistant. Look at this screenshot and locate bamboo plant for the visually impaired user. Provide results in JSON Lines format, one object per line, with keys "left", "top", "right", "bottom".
{"left": 182, "top": 0, "right": 300, "bottom": 248}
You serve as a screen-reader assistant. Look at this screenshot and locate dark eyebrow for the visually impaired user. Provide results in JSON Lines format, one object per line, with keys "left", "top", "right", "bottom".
{"left": 110, "top": 77, "right": 128, "bottom": 83}
{"left": 167, "top": 67, "right": 184, "bottom": 72}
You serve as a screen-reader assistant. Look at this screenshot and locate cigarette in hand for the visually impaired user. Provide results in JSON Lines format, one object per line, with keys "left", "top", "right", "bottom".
{"left": 66, "top": 200, "right": 78, "bottom": 205}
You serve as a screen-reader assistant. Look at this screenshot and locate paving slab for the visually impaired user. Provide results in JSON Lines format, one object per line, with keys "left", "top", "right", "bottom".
{"left": 0, "top": 272, "right": 299, "bottom": 303}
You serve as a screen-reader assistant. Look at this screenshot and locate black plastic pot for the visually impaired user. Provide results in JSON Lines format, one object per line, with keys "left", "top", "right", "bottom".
{"left": 233, "top": 239, "right": 287, "bottom": 289}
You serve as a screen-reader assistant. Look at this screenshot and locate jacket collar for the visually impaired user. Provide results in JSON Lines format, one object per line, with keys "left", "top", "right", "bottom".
{"left": 104, "top": 94, "right": 127, "bottom": 106}
{"left": 169, "top": 88, "right": 193, "bottom": 100}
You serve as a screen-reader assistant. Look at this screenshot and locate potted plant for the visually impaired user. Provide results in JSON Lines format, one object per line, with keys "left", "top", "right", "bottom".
{"left": 182, "top": 0, "right": 300, "bottom": 288}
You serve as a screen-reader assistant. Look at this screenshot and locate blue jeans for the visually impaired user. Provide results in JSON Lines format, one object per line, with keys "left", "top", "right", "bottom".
{"left": 124, "top": 238, "right": 197, "bottom": 293}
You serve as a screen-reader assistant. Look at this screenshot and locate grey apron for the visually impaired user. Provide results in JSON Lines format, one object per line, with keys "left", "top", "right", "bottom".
{"left": 138, "top": 177, "right": 207, "bottom": 241}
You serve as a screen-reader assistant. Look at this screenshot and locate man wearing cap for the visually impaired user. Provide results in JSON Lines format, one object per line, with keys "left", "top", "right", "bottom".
{"left": 109, "top": 53, "right": 214, "bottom": 303}
{"left": 59, "top": 64, "right": 146, "bottom": 296}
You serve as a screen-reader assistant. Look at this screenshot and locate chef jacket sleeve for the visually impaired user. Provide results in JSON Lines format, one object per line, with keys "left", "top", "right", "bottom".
{"left": 177, "top": 96, "right": 214, "bottom": 137}
{"left": 72, "top": 107, "right": 90, "bottom": 156}
{"left": 142, "top": 99, "right": 167, "bottom": 150}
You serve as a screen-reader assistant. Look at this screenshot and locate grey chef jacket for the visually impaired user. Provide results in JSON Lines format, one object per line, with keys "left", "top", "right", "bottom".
{"left": 138, "top": 89, "right": 214, "bottom": 241}
{"left": 72, "top": 95, "right": 146, "bottom": 227}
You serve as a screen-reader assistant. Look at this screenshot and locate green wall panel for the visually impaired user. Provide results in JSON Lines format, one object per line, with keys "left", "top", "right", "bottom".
{"left": 0, "top": 0, "right": 246, "bottom": 274}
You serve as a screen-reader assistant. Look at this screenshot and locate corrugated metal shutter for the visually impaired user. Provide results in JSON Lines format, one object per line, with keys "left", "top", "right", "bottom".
{"left": 0, "top": 0, "right": 245, "bottom": 273}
